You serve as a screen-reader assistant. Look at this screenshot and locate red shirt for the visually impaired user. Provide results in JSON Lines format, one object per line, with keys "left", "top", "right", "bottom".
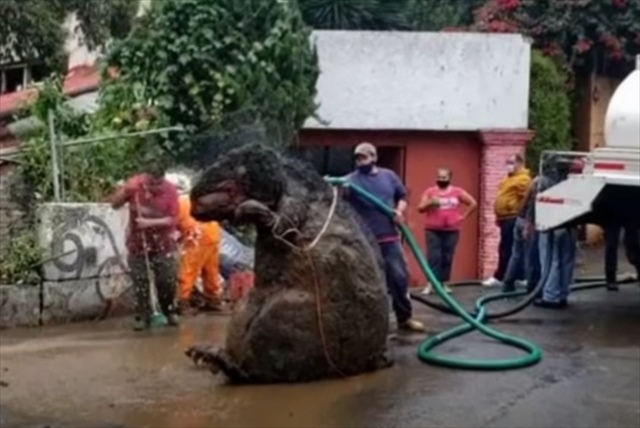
{"left": 122, "top": 174, "right": 179, "bottom": 255}
{"left": 422, "top": 185, "right": 465, "bottom": 231}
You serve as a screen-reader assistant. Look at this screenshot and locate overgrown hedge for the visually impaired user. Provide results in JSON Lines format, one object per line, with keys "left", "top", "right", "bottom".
{"left": 526, "top": 50, "right": 572, "bottom": 174}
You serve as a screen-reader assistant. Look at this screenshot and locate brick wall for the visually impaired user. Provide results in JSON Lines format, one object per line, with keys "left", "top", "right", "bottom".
{"left": 477, "top": 130, "right": 533, "bottom": 279}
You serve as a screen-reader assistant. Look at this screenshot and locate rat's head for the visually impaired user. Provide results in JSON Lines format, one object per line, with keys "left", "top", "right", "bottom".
{"left": 189, "top": 143, "right": 286, "bottom": 222}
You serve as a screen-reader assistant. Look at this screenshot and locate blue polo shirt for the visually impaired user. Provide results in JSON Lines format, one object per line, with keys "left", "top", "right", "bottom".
{"left": 345, "top": 168, "right": 406, "bottom": 241}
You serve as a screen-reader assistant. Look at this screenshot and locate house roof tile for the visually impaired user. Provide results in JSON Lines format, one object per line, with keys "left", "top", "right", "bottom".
{"left": 0, "top": 64, "right": 100, "bottom": 118}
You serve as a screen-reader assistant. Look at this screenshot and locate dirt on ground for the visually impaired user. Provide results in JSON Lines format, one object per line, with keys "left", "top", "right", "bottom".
{"left": 0, "top": 242, "right": 638, "bottom": 428}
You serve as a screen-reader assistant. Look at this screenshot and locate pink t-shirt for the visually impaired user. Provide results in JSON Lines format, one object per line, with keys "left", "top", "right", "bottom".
{"left": 422, "top": 185, "right": 465, "bottom": 231}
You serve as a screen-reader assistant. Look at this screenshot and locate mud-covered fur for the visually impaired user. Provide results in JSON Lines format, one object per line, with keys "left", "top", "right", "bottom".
{"left": 187, "top": 143, "right": 391, "bottom": 384}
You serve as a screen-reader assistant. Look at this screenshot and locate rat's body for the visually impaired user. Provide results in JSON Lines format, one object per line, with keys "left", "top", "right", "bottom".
{"left": 185, "top": 144, "right": 392, "bottom": 383}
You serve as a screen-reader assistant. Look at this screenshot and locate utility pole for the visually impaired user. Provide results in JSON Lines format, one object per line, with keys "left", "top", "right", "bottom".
{"left": 47, "top": 110, "right": 61, "bottom": 202}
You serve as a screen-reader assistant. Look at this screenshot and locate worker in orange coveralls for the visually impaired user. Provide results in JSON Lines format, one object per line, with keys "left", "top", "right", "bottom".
{"left": 175, "top": 192, "right": 224, "bottom": 315}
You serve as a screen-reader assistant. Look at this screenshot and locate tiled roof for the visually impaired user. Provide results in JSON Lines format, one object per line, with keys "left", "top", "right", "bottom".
{"left": 0, "top": 64, "right": 100, "bottom": 117}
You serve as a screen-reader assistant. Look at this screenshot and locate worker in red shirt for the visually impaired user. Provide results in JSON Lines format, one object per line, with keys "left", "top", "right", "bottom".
{"left": 108, "top": 158, "right": 180, "bottom": 330}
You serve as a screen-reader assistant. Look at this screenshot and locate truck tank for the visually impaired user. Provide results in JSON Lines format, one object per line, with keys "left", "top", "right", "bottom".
{"left": 535, "top": 55, "right": 640, "bottom": 231}
{"left": 604, "top": 55, "right": 640, "bottom": 150}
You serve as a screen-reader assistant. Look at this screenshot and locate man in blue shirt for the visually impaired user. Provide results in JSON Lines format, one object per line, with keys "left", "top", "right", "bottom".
{"left": 345, "top": 142, "right": 425, "bottom": 333}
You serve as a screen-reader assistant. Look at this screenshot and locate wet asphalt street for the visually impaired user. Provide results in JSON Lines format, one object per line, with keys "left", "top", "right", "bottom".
{"left": 0, "top": 281, "right": 638, "bottom": 428}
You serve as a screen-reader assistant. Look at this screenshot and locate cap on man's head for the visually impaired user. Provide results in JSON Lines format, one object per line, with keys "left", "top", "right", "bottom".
{"left": 354, "top": 142, "right": 377, "bottom": 158}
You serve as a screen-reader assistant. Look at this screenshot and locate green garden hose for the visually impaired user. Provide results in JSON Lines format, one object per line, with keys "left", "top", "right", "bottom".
{"left": 325, "top": 177, "right": 543, "bottom": 370}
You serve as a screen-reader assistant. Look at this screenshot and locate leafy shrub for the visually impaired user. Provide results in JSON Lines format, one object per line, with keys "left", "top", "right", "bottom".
{"left": 526, "top": 50, "right": 572, "bottom": 174}
{"left": 100, "top": 0, "right": 320, "bottom": 167}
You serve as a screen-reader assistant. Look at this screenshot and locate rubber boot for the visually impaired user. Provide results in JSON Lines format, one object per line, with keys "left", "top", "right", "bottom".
{"left": 166, "top": 313, "right": 180, "bottom": 327}
{"left": 132, "top": 316, "right": 149, "bottom": 331}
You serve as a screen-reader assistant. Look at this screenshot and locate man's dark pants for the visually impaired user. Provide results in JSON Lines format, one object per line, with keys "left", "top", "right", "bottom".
{"left": 607, "top": 225, "right": 640, "bottom": 282}
{"left": 495, "top": 217, "right": 517, "bottom": 281}
{"left": 527, "top": 231, "right": 541, "bottom": 293}
{"left": 502, "top": 217, "right": 540, "bottom": 291}
{"left": 128, "top": 252, "right": 178, "bottom": 319}
{"left": 379, "top": 241, "right": 412, "bottom": 324}
{"left": 425, "top": 229, "right": 460, "bottom": 283}
{"left": 624, "top": 227, "right": 640, "bottom": 279}
{"left": 604, "top": 224, "right": 622, "bottom": 284}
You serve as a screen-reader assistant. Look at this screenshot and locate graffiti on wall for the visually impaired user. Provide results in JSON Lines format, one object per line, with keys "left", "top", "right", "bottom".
{"left": 38, "top": 204, "right": 133, "bottom": 315}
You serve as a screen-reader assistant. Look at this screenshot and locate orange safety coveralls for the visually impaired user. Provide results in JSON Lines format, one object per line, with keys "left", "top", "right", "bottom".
{"left": 176, "top": 195, "right": 222, "bottom": 303}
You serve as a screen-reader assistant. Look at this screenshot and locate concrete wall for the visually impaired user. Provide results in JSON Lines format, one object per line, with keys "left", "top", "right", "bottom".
{"left": 37, "top": 203, "right": 134, "bottom": 322}
{"left": 1, "top": 203, "right": 134, "bottom": 328}
{"left": 305, "top": 31, "right": 531, "bottom": 131}
{"left": 37, "top": 203, "right": 129, "bottom": 282}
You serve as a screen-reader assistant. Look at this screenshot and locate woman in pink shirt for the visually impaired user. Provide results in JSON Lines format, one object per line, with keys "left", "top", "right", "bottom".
{"left": 418, "top": 168, "right": 477, "bottom": 294}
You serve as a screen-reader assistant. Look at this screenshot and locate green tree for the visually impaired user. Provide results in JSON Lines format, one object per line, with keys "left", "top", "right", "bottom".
{"left": 0, "top": 0, "right": 139, "bottom": 73}
{"left": 408, "top": 0, "right": 485, "bottom": 31}
{"left": 470, "top": 0, "right": 640, "bottom": 77}
{"left": 2, "top": 76, "right": 145, "bottom": 285}
{"left": 100, "top": 0, "right": 319, "bottom": 166}
{"left": 298, "top": 0, "right": 412, "bottom": 30}
{"left": 16, "top": 77, "right": 141, "bottom": 204}
{"left": 527, "top": 50, "right": 571, "bottom": 173}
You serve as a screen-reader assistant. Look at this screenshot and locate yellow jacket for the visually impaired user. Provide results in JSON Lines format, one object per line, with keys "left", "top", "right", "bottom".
{"left": 494, "top": 167, "right": 532, "bottom": 219}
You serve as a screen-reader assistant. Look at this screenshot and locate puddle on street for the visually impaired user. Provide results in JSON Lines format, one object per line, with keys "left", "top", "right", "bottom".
{"left": 0, "top": 315, "right": 396, "bottom": 428}
{"left": 1, "top": 287, "right": 639, "bottom": 428}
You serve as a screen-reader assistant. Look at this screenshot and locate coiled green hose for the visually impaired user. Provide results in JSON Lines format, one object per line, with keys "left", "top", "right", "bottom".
{"left": 325, "top": 177, "right": 542, "bottom": 370}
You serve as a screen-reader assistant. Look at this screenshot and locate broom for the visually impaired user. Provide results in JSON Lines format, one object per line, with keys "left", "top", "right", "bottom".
{"left": 136, "top": 195, "right": 168, "bottom": 328}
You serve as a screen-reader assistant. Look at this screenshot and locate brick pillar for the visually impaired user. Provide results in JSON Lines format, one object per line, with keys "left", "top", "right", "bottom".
{"left": 477, "top": 129, "right": 534, "bottom": 279}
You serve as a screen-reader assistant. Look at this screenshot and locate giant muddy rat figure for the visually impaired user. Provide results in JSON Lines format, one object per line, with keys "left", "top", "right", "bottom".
{"left": 185, "top": 143, "right": 392, "bottom": 383}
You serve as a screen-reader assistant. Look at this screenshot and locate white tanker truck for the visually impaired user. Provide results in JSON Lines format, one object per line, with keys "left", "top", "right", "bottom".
{"left": 535, "top": 55, "right": 640, "bottom": 232}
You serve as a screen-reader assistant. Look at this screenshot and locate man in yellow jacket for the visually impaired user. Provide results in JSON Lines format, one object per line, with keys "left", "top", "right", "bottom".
{"left": 483, "top": 154, "right": 532, "bottom": 287}
{"left": 176, "top": 192, "right": 224, "bottom": 314}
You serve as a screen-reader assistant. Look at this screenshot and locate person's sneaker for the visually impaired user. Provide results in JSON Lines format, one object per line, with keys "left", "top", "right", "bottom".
{"left": 398, "top": 319, "right": 426, "bottom": 333}
{"left": 606, "top": 283, "right": 619, "bottom": 291}
{"left": 482, "top": 277, "right": 502, "bottom": 287}
{"left": 421, "top": 285, "right": 452, "bottom": 295}
{"left": 166, "top": 313, "right": 181, "bottom": 327}
{"left": 132, "top": 317, "right": 149, "bottom": 331}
